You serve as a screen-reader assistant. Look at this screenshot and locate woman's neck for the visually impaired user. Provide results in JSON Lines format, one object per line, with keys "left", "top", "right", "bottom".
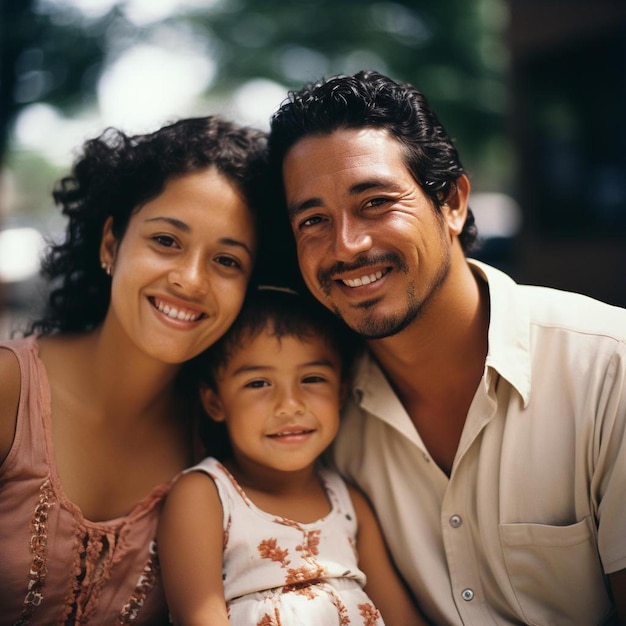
{"left": 40, "top": 327, "right": 181, "bottom": 426}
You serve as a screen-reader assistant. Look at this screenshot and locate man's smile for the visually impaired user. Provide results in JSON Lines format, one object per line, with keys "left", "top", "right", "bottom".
{"left": 341, "top": 270, "right": 385, "bottom": 288}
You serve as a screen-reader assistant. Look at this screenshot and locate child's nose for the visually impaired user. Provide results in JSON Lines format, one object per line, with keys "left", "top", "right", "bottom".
{"left": 275, "top": 386, "right": 305, "bottom": 416}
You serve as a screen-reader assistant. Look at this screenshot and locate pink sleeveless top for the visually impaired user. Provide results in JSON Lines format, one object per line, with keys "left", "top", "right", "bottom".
{"left": 0, "top": 337, "right": 171, "bottom": 625}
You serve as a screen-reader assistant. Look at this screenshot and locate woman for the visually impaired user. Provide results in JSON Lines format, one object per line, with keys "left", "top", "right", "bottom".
{"left": 0, "top": 115, "right": 267, "bottom": 624}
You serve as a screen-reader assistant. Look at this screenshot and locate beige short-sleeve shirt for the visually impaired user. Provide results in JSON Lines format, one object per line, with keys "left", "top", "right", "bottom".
{"left": 333, "top": 260, "right": 626, "bottom": 626}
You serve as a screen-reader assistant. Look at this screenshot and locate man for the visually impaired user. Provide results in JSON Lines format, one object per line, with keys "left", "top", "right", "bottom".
{"left": 266, "top": 70, "right": 626, "bottom": 625}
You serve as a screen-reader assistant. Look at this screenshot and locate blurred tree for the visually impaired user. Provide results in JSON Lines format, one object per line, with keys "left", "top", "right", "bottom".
{"left": 0, "top": 0, "right": 33, "bottom": 170}
{"left": 0, "top": 0, "right": 110, "bottom": 168}
{"left": 188, "top": 0, "right": 511, "bottom": 189}
{"left": 0, "top": 0, "right": 510, "bottom": 191}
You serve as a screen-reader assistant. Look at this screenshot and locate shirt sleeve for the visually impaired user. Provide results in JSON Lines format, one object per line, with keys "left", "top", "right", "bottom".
{"left": 595, "top": 343, "right": 626, "bottom": 574}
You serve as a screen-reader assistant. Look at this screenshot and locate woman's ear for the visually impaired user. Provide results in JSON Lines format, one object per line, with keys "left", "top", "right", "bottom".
{"left": 442, "top": 174, "right": 471, "bottom": 236}
{"left": 100, "top": 216, "right": 118, "bottom": 271}
{"left": 200, "top": 386, "right": 226, "bottom": 423}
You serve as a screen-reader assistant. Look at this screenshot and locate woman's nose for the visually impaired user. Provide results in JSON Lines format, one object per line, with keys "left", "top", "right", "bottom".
{"left": 168, "top": 254, "right": 209, "bottom": 295}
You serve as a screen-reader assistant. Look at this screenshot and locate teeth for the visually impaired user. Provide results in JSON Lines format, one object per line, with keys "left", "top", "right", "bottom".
{"left": 154, "top": 299, "right": 201, "bottom": 321}
{"left": 274, "top": 430, "right": 309, "bottom": 436}
{"left": 343, "top": 270, "right": 383, "bottom": 288}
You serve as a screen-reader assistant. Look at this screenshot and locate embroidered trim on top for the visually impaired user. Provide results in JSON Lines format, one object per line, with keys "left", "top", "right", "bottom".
{"left": 15, "top": 477, "right": 56, "bottom": 626}
{"left": 117, "top": 540, "right": 160, "bottom": 624}
{"left": 62, "top": 527, "right": 115, "bottom": 623}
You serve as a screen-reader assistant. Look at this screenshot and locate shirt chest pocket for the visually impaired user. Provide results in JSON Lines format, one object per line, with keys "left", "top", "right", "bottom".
{"left": 499, "top": 517, "right": 613, "bottom": 625}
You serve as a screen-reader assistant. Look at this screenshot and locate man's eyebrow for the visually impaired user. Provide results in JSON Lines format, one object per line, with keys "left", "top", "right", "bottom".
{"left": 287, "top": 198, "right": 322, "bottom": 219}
{"left": 287, "top": 177, "right": 399, "bottom": 219}
{"left": 349, "top": 179, "right": 396, "bottom": 194}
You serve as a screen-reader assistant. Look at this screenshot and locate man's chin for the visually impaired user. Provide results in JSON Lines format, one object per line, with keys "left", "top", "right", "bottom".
{"left": 338, "top": 311, "right": 415, "bottom": 340}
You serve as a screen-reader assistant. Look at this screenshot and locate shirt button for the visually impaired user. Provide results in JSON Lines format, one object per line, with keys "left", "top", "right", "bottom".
{"left": 449, "top": 514, "right": 463, "bottom": 528}
{"left": 462, "top": 588, "right": 474, "bottom": 601}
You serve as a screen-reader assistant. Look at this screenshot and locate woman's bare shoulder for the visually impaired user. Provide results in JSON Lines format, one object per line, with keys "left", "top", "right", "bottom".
{"left": 0, "top": 346, "right": 22, "bottom": 465}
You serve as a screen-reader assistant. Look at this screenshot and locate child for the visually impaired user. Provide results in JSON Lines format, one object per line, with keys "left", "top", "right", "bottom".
{"left": 157, "top": 287, "right": 428, "bottom": 625}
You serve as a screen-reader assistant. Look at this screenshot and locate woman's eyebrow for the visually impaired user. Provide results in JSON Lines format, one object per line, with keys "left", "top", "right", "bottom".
{"left": 144, "top": 218, "right": 253, "bottom": 257}
{"left": 144, "top": 216, "right": 189, "bottom": 232}
{"left": 219, "top": 237, "right": 254, "bottom": 257}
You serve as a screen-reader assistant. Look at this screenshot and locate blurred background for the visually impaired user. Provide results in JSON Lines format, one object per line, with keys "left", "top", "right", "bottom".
{"left": 1, "top": 0, "right": 625, "bottom": 338}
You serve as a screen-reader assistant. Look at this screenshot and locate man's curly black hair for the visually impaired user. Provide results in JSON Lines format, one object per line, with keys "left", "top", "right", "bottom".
{"left": 27, "top": 116, "right": 268, "bottom": 336}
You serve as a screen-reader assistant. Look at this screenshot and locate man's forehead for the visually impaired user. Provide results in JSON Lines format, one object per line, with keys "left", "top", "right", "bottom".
{"left": 285, "top": 128, "right": 405, "bottom": 178}
{"left": 285, "top": 126, "right": 399, "bottom": 161}
{"left": 284, "top": 129, "right": 407, "bottom": 191}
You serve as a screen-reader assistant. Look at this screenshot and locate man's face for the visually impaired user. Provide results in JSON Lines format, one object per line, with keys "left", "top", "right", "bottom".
{"left": 282, "top": 127, "right": 458, "bottom": 339}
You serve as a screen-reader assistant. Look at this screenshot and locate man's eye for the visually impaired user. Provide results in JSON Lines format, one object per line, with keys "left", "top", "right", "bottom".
{"left": 364, "top": 197, "right": 389, "bottom": 208}
{"left": 300, "top": 215, "right": 323, "bottom": 229}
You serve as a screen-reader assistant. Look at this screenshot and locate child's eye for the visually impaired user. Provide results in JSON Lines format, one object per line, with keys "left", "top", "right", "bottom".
{"left": 302, "top": 375, "right": 327, "bottom": 384}
{"left": 245, "top": 380, "right": 269, "bottom": 389}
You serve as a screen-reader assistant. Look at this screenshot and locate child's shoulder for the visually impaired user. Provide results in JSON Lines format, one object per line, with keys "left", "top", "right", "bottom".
{"left": 184, "top": 455, "right": 224, "bottom": 476}
{"left": 341, "top": 479, "right": 377, "bottom": 526}
{"left": 168, "top": 456, "right": 224, "bottom": 501}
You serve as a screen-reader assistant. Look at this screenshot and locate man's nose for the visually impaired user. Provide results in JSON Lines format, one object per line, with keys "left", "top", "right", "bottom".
{"left": 333, "top": 214, "right": 373, "bottom": 261}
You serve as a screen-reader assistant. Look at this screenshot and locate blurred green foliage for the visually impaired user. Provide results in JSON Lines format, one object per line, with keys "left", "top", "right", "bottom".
{"left": 1, "top": 0, "right": 511, "bottom": 213}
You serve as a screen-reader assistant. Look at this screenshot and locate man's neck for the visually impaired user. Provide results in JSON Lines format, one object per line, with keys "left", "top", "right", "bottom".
{"left": 367, "top": 260, "right": 490, "bottom": 475}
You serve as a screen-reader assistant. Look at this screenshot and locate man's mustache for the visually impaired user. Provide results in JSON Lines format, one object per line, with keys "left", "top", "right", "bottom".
{"left": 317, "top": 252, "right": 407, "bottom": 288}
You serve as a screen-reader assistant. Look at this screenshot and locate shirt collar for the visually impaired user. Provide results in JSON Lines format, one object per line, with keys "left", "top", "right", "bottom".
{"left": 468, "top": 259, "right": 531, "bottom": 407}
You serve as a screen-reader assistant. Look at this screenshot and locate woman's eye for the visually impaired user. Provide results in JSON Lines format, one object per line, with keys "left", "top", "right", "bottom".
{"left": 153, "top": 234, "right": 177, "bottom": 248}
{"left": 215, "top": 256, "right": 242, "bottom": 270}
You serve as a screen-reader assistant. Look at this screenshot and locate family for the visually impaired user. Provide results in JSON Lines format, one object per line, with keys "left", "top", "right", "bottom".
{"left": 1, "top": 70, "right": 624, "bottom": 625}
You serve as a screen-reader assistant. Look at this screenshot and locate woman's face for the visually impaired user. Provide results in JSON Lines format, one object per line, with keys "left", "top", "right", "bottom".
{"left": 100, "top": 167, "right": 257, "bottom": 365}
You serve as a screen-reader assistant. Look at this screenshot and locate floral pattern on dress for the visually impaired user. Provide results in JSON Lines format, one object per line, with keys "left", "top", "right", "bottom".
{"left": 186, "top": 457, "right": 386, "bottom": 626}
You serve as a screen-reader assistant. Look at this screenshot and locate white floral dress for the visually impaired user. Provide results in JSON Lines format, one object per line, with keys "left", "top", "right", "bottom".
{"left": 185, "top": 457, "right": 385, "bottom": 626}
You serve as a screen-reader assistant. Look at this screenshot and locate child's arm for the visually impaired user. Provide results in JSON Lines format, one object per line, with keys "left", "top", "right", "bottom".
{"left": 157, "top": 470, "right": 230, "bottom": 626}
{"left": 349, "top": 485, "right": 431, "bottom": 626}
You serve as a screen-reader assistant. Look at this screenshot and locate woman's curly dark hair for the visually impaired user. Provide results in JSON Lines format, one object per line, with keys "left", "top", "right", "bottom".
{"left": 28, "top": 116, "right": 268, "bottom": 336}
{"left": 268, "top": 70, "right": 478, "bottom": 253}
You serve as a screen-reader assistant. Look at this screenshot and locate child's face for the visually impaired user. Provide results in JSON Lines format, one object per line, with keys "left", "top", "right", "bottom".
{"left": 201, "top": 329, "right": 343, "bottom": 474}
{"left": 100, "top": 167, "right": 256, "bottom": 365}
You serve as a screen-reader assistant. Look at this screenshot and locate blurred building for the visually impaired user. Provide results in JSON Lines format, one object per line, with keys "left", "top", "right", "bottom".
{"left": 508, "top": 0, "right": 626, "bottom": 307}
